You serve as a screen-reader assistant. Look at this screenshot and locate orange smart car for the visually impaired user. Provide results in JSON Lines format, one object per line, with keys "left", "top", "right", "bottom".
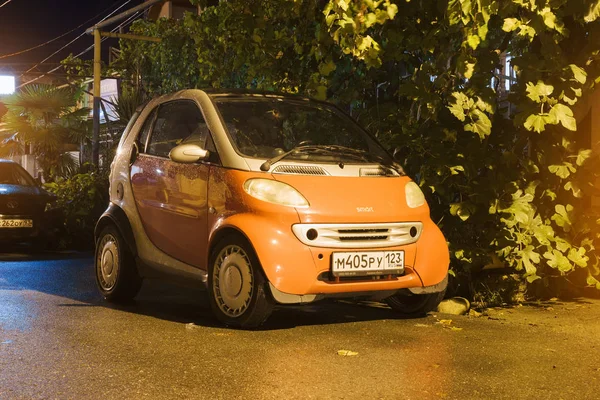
{"left": 95, "top": 90, "right": 449, "bottom": 328}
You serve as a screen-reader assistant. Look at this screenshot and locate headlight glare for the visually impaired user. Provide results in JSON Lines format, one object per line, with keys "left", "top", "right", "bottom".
{"left": 405, "top": 181, "right": 426, "bottom": 208}
{"left": 243, "top": 179, "right": 309, "bottom": 208}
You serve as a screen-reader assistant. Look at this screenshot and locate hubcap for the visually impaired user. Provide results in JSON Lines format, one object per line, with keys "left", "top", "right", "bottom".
{"left": 97, "top": 234, "right": 119, "bottom": 290}
{"left": 213, "top": 245, "right": 254, "bottom": 318}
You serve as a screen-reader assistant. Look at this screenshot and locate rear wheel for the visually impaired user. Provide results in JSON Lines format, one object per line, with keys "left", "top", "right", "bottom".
{"left": 385, "top": 289, "right": 446, "bottom": 317}
{"left": 208, "top": 234, "right": 274, "bottom": 329}
{"left": 95, "top": 225, "right": 142, "bottom": 303}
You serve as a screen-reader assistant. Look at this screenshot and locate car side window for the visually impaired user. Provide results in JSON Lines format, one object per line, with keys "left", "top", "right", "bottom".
{"left": 137, "top": 108, "right": 157, "bottom": 153}
{"left": 146, "top": 101, "right": 208, "bottom": 158}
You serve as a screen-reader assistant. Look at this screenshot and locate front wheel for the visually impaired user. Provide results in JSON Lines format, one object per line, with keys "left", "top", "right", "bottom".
{"left": 385, "top": 289, "right": 446, "bottom": 317}
{"left": 208, "top": 234, "right": 274, "bottom": 329}
{"left": 95, "top": 225, "right": 142, "bottom": 303}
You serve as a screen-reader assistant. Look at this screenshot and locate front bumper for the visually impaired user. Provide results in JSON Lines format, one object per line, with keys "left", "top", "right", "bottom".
{"left": 0, "top": 214, "right": 41, "bottom": 241}
{"left": 219, "top": 214, "right": 449, "bottom": 301}
{"left": 269, "top": 274, "right": 449, "bottom": 304}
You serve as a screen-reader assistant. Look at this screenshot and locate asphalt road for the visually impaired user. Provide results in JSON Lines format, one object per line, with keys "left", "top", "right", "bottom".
{"left": 0, "top": 251, "right": 599, "bottom": 400}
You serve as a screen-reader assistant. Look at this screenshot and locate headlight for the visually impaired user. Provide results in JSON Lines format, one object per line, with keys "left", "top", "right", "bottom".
{"left": 405, "top": 181, "right": 426, "bottom": 208}
{"left": 243, "top": 179, "right": 309, "bottom": 208}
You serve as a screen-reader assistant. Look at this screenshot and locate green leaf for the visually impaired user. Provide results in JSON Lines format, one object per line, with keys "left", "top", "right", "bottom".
{"left": 526, "top": 81, "right": 554, "bottom": 102}
{"left": 449, "top": 165, "right": 465, "bottom": 175}
{"left": 575, "top": 149, "right": 592, "bottom": 166}
{"left": 544, "top": 249, "right": 572, "bottom": 273}
{"left": 586, "top": 274, "right": 600, "bottom": 290}
{"left": 524, "top": 114, "right": 552, "bottom": 133}
{"left": 318, "top": 59, "right": 337, "bottom": 76}
{"left": 502, "top": 18, "right": 520, "bottom": 32}
{"left": 541, "top": 8, "right": 557, "bottom": 30}
{"left": 450, "top": 202, "right": 474, "bottom": 221}
{"left": 489, "top": 199, "right": 499, "bottom": 214}
{"left": 465, "top": 109, "right": 491, "bottom": 139}
{"left": 548, "top": 163, "right": 573, "bottom": 179}
{"left": 464, "top": 61, "right": 476, "bottom": 79}
{"left": 569, "top": 64, "right": 587, "bottom": 84}
{"left": 455, "top": 249, "right": 472, "bottom": 262}
{"left": 467, "top": 35, "right": 481, "bottom": 50}
{"left": 555, "top": 238, "right": 571, "bottom": 253}
{"left": 315, "top": 86, "right": 328, "bottom": 101}
{"left": 564, "top": 181, "right": 582, "bottom": 198}
{"left": 567, "top": 247, "right": 589, "bottom": 268}
{"left": 448, "top": 92, "right": 468, "bottom": 121}
{"left": 549, "top": 103, "right": 576, "bottom": 131}
{"left": 521, "top": 245, "right": 540, "bottom": 275}
{"left": 387, "top": 3, "right": 398, "bottom": 19}
{"left": 585, "top": 1, "right": 600, "bottom": 22}
{"left": 551, "top": 204, "right": 574, "bottom": 232}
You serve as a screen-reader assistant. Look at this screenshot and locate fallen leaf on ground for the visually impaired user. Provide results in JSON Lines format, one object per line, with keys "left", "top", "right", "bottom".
{"left": 448, "top": 326, "right": 463, "bottom": 331}
{"left": 337, "top": 350, "right": 359, "bottom": 356}
{"left": 414, "top": 323, "right": 430, "bottom": 328}
{"left": 437, "top": 319, "right": 453, "bottom": 325}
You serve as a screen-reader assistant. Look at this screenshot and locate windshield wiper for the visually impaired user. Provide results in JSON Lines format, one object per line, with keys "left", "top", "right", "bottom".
{"left": 260, "top": 145, "right": 325, "bottom": 171}
{"left": 260, "top": 144, "right": 393, "bottom": 172}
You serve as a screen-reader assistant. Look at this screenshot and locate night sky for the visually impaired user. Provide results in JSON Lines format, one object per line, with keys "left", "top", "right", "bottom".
{"left": 0, "top": 0, "right": 144, "bottom": 75}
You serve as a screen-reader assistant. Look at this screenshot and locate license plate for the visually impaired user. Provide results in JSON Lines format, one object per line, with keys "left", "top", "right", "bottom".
{"left": 331, "top": 251, "right": 404, "bottom": 277}
{"left": 0, "top": 219, "right": 33, "bottom": 228}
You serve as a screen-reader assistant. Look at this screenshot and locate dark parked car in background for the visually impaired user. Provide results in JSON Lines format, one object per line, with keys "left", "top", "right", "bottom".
{"left": 0, "top": 159, "right": 61, "bottom": 249}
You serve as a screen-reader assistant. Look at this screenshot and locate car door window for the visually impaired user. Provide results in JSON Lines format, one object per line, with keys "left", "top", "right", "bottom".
{"left": 137, "top": 108, "right": 157, "bottom": 153}
{"left": 146, "top": 101, "right": 209, "bottom": 158}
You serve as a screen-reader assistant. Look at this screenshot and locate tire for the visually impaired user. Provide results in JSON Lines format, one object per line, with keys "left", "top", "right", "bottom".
{"left": 95, "top": 225, "right": 142, "bottom": 303}
{"left": 207, "top": 234, "right": 274, "bottom": 329}
{"left": 385, "top": 288, "right": 446, "bottom": 317}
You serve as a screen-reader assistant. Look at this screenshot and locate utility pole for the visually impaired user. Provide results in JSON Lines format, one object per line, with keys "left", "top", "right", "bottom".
{"left": 86, "top": 0, "right": 163, "bottom": 168}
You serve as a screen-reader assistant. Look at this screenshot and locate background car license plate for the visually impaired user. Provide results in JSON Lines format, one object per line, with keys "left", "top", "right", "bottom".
{"left": 332, "top": 251, "right": 404, "bottom": 276}
{"left": 0, "top": 219, "right": 33, "bottom": 228}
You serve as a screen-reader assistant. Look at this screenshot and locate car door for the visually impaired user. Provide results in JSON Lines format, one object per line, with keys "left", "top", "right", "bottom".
{"left": 130, "top": 100, "right": 211, "bottom": 268}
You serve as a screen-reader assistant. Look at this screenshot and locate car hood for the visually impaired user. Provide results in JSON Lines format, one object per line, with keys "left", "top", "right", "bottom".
{"left": 0, "top": 184, "right": 45, "bottom": 197}
{"left": 271, "top": 174, "right": 430, "bottom": 224}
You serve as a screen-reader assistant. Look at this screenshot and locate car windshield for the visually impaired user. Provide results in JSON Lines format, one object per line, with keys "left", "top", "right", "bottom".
{"left": 215, "top": 98, "right": 392, "bottom": 164}
{"left": 0, "top": 163, "right": 36, "bottom": 186}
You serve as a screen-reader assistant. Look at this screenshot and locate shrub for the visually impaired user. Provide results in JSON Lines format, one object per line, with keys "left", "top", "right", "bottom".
{"left": 44, "top": 172, "right": 109, "bottom": 250}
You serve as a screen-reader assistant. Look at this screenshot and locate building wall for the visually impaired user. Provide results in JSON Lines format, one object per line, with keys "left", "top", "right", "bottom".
{"left": 586, "top": 90, "right": 600, "bottom": 209}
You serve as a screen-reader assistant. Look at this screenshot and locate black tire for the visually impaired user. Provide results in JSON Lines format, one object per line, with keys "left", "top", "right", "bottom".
{"left": 95, "top": 225, "right": 142, "bottom": 303}
{"left": 207, "top": 234, "right": 274, "bottom": 329}
{"left": 385, "top": 288, "right": 446, "bottom": 317}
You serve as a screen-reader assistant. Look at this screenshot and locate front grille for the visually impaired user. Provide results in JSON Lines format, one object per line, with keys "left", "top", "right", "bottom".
{"left": 337, "top": 228, "right": 389, "bottom": 241}
{"left": 292, "top": 222, "right": 423, "bottom": 248}
{"left": 272, "top": 165, "right": 329, "bottom": 176}
{"left": 317, "top": 271, "right": 401, "bottom": 282}
{"left": 0, "top": 196, "right": 44, "bottom": 215}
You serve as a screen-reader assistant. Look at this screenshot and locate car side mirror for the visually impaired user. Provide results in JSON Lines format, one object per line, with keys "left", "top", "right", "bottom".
{"left": 169, "top": 143, "right": 210, "bottom": 164}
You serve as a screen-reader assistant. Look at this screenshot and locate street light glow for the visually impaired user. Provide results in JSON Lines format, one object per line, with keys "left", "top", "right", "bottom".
{"left": 0, "top": 75, "right": 15, "bottom": 95}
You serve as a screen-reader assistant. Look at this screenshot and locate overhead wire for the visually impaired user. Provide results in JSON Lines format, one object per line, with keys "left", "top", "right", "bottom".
{"left": 20, "top": 0, "right": 133, "bottom": 77}
{"left": 0, "top": 0, "right": 13, "bottom": 9}
{"left": 16, "top": 9, "right": 145, "bottom": 89}
{"left": 0, "top": 1, "right": 132, "bottom": 60}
